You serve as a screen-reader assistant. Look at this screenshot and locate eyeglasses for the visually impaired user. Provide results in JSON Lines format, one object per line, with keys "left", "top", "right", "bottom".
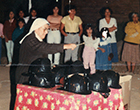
{"left": 41, "top": 27, "right": 50, "bottom": 32}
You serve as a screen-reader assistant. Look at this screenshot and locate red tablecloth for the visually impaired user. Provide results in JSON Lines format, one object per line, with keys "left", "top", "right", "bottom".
{"left": 14, "top": 84, "right": 124, "bottom": 110}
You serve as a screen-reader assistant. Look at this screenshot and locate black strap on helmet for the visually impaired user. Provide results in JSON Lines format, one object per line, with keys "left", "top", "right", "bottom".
{"left": 100, "top": 92, "right": 110, "bottom": 98}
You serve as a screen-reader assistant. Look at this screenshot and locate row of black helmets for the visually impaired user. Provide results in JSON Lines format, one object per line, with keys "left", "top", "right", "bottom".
{"left": 21, "top": 58, "right": 121, "bottom": 98}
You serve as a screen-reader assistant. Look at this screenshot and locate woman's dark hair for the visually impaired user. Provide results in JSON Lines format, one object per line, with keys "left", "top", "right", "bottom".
{"left": 29, "top": 8, "right": 37, "bottom": 15}
{"left": 17, "top": 9, "right": 25, "bottom": 16}
{"left": 17, "top": 18, "right": 25, "bottom": 24}
{"left": 100, "top": 7, "right": 113, "bottom": 18}
{"left": 52, "top": 4, "right": 60, "bottom": 10}
{"left": 8, "top": 10, "right": 15, "bottom": 19}
{"left": 84, "top": 24, "right": 96, "bottom": 40}
{"left": 51, "top": 3, "right": 60, "bottom": 15}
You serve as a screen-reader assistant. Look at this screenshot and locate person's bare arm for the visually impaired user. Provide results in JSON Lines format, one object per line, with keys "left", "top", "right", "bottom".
{"left": 60, "top": 23, "right": 67, "bottom": 36}
{"left": 108, "top": 25, "right": 117, "bottom": 32}
{"left": 63, "top": 44, "right": 77, "bottom": 50}
{"left": 46, "top": 15, "right": 51, "bottom": 22}
{"left": 98, "top": 47, "right": 105, "bottom": 53}
{"left": 79, "top": 24, "right": 83, "bottom": 37}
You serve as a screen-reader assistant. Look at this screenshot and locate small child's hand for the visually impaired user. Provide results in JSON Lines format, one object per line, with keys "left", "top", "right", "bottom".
{"left": 101, "top": 49, "right": 105, "bottom": 53}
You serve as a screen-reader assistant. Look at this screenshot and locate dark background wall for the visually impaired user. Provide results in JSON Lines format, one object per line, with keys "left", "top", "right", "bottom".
{"left": 64, "top": 0, "right": 139, "bottom": 24}
{"left": 0, "top": 0, "right": 140, "bottom": 40}
{"left": 64, "top": 0, "right": 140, "bottom": 41}
{"left": 0, "top": 0, "right": 61, "bottom": 23}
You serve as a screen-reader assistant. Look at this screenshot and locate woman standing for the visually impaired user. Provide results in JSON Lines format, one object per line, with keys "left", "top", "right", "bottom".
{"left": 24, "top": 8, "right": 37, "bottom": 33}
{"left": 99, "top": 7, "right": 118, "bottom": 63}
{"left": 122, "top": 13, "right": 140, "bottom": 74}
{"left": 47, "top": 4, "right": 62, "bottom": 67}
{"left": 3, "top": 10, "right": 16, "bottom": 66}
{"left": 17, "top": 9, "right": 26, "bottom": 23}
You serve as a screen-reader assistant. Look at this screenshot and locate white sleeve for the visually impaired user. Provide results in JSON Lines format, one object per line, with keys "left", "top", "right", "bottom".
{"left": 83, "top": 35, "right": 87, "bottom": 42}
{"left": 99, "top": 19, "right": 104, "bottom": 31}
{"left": 113, "top": 18, "right": 117, "bottom": 32}
{"left": 94, "top": 38, "right": 100, "bottom": 50}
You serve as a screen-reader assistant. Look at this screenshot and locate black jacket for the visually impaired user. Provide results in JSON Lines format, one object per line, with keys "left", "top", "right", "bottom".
{"left": 15, "top": 32, "right": 64, "bottom": 83}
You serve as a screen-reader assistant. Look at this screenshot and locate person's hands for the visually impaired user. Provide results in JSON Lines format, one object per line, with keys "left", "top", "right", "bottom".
{"left": 64, "top": 44, "right": 77, "bottom": 50}
{"left": 112, "top": 25, "right": 115, "bottom": 28}
{"left": 64, "top": 33, "right": 68, "bottom": 37}
{"left": 0, "top": 35, "right": 4, "bottom": 38}
{"left": 101, "top": 48, "right": 105, "bottom": 53}
{"left": 5, "top": 36, "right": 8, "bottom": 42}
{"left": 108, "top": 56, "right": 111, "bottom": 61}
{"left": 109, "top": 25, "right": 116, "bottom": 32}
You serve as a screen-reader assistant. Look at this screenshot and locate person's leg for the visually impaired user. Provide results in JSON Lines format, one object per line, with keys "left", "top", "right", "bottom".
{"left": 72, "top": 34, "right": 80, "bottom": 62}
{"left": 90, "top": 48, "right": 96, "bottom": 74}
{"left": 6, "top": 41, "right": 11, "bottom": 64}
{"left": 127, "top": 61, "right": 131, "bottom": 72}
{"left": 9, "top": 81, "right": 16, "bottom": 110}
{"left": 10, "top": 40, "right": 14, "bottom": 60}
{"left": 47, "top": 31, "right": 54, "bottom": 64}
{"left": 132, "top": 62, "right": 135, "bottom": 73}
{"left": 9, "top": 84, "right": 16, "bottom": 110}
{"left": 9, "top": 41, "right": 19, "bottom": 109}
{"left": 64, "top": 49, "right": 72, "bottom": 63}
{"left": 64, "top": 34, "right": 73, "bottom": 63}
{"left": 54, "top": 31, "right": 61, "bottom": 65}
{"left": 110, "top": 43, "right": 119, "bottom": 62}
{"left": 82, "top": 46, "right": 90, "bottom": 70}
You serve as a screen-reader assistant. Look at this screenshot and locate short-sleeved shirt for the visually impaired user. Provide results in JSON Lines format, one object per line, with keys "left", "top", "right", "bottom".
{"left": 61, "top": 15, "right": 82, "bottom": 33}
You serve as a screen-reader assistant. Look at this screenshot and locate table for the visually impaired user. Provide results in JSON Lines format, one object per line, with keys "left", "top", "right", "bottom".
{"left": 14, "top": 84, "right": 124, "bottom": 110}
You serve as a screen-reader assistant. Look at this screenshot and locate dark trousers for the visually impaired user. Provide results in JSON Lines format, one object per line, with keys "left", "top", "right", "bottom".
{"left": 9, "top": 42, "right": 20, "bottom": 110}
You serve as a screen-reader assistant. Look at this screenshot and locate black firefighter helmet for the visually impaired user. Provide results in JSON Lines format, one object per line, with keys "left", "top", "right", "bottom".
{"left": 103, "top": 70, "right": 122, "bottom": 89}
{"left": 22, "top": 58, "right": 55, "bottom": 88}
{"left": 28, "top": 58, "right": 52, "bottom": 74}
{"left": 28, "top": 73, "right": 55, "bottom": 88}
{"left": 58, "top": 74, "right": 91, "bottom": 95}
{"left": 52, "top": 66, "right": 66, "bottom": 84}
{"left": 88, "top": 73, "right": 110, "bottom": 98}
{"left": 64, "top": 60, "right": 85, "bottom": 75}
{"left": 53, "top": 60, "right": 88, "bottom": 85}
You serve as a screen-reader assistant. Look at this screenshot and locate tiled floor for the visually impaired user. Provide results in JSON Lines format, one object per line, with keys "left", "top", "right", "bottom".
{"left": 130, "top": 74, "right": 140, "bottom": 110}
{"left": 0, "top": 66, "right": 10, "bottom": 110}
{"left": 0, "top": 66, "right": 140, "bottom": 110}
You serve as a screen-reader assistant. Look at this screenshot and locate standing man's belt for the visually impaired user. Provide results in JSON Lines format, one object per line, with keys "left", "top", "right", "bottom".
{"left": 49, "top": 29, "right": 59, "bottom": 31}
{"left": 66, "top": 32, "right": 78, "bottom": 35}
